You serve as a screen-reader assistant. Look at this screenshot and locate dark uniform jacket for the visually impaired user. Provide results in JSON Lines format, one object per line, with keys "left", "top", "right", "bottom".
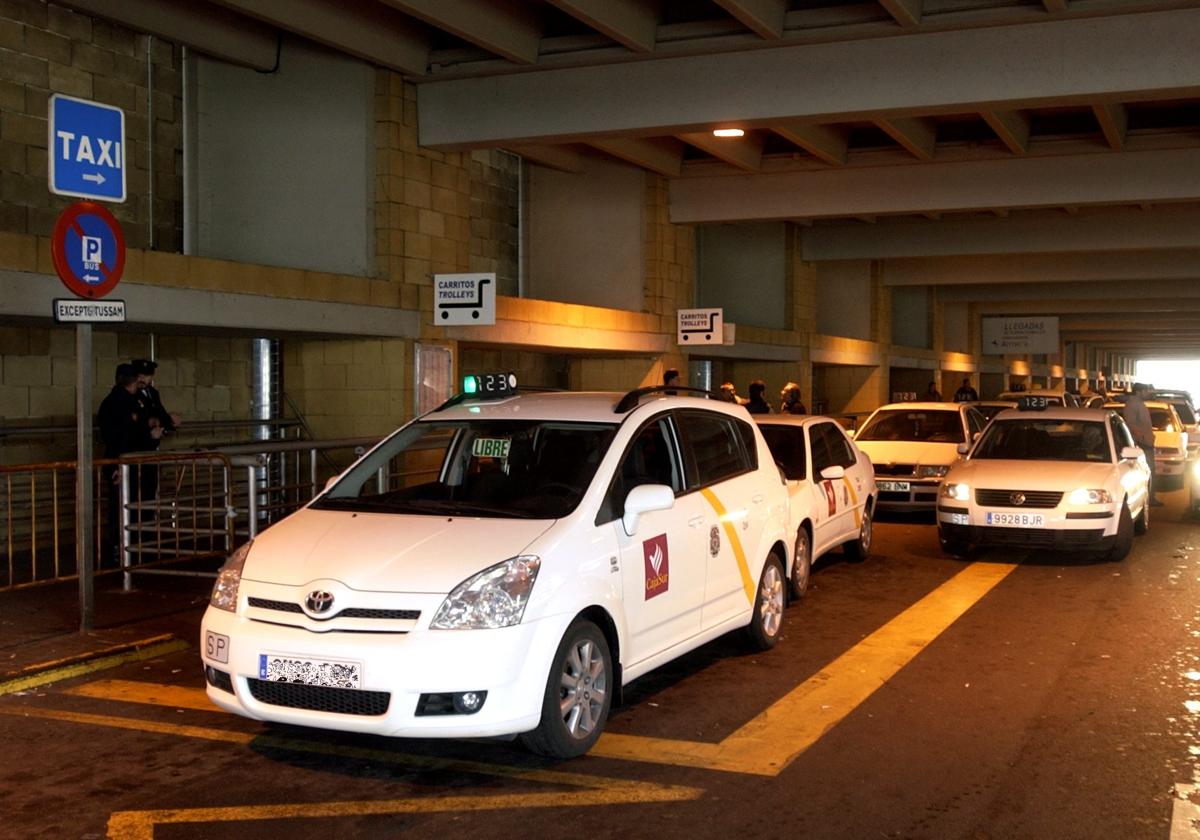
{"left": 138, "top": 384, "right": 175, "bottom": 432}
{"left": 97, "top": 386, "right": 146, "bottom": 460}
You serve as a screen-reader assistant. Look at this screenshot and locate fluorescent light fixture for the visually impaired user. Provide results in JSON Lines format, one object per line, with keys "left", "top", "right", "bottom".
{"left": 712, "top": 128, "right": 744, "bottom": 138}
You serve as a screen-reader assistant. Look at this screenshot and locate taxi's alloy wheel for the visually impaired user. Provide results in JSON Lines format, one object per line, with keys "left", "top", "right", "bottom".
{"left": 791, "top": 528, "right": 812, "bottom": 599}
{"left": 746, "top": 553, "right": 785, "bottom": 651}
{"left": 521, "top": 619, "right": 612, "bottom": 759}
{"left": 844, "top": 503, "right": 873, "bottom": 563}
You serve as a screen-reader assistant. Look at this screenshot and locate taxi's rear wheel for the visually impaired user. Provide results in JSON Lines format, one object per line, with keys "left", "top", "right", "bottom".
{"left": 791, "top": 527, "right": 812, "bottom": 600}
{"left": 745, "top": 553, "right": 785, "bottom": 651}
{"left": 843, "top": 501, "right": 873, "bottom": 563}
{"left": 521, "top": 619, "right": 612, "bottom": 759}
{"left": 1134, "top": 497, "right": 1150, "bottom": 535}
{"left": 1106, "top": 501, "right": 1134, "bottom": 562}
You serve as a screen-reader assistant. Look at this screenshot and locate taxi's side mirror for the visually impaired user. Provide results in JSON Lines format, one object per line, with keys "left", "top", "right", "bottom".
{"left": 956, "top": 443, "right": 970, "bottom": 455}
{"left": 623, "top": 484, "right": 674, "bottom": 536}
{"left": 324, "top": 475, "right": 339, "bottom": 492}
{"left": 1119, "top": 446, "right": 1143, "bottom": 461}
{"left": 819, "top": 465, "right": 845, "bottom": 481}
{"left": 846, "top": 429, "right": 856, "bottom": 439}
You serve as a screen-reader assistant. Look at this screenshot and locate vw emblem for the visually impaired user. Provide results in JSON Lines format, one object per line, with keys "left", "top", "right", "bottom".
{"left": 1009, "top": 492, "right": 1026, "bottom": 506}
{"left": 305, "top": 590, "right": 335, "bottom": 615}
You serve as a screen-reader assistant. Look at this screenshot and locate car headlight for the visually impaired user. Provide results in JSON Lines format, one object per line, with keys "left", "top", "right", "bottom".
{"left": 431, "top": 556, "right": 541, "bottom": 630}
{"left": 210, "top": 542, "right": 251, "bottom": 612}
{"left": 918, "top": 465, "right": 950, "bottom": 478}
{"left": 941, "top": 482, "right": 970, "bottom": 501}
{"left": 1067, "top": 488, "right": 1113, "bottom": 505}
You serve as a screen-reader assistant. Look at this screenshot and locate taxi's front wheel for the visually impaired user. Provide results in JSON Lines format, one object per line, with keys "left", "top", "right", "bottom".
{"left": 745, "top": 553, "right": 786, "bottom": 651}
{"left": 521, "top": 619, "right": 612, "bottom": 759}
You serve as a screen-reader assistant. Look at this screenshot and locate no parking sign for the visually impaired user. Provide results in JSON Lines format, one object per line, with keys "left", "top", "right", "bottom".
{"left": 50, "top": 201, "right": 125, "bottom": 299}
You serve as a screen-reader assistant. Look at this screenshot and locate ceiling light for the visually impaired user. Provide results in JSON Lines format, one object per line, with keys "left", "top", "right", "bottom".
{"left": 712, "top": 128, "right": 744, "bottom": 138}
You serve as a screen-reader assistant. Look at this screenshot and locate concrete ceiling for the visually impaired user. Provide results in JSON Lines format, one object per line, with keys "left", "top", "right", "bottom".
{"left": 67, "top": 0, "right": 1200, "bottom": 362}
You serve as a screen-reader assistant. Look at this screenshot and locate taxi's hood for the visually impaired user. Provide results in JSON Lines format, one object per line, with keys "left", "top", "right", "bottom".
{"left": 241, "top": 508, "right": 555, "bottom": 593}
{"left": 854, "top": 439, "right": 962, "bottom": 467}
{"left": 947, "top": 459, "right": 1115, "bottom": 489}
{"left": 1153, "top": 429, "right": 1186, "bottom": 451}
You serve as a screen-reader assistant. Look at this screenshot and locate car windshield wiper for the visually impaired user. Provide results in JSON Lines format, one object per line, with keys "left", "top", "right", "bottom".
{"left": 405, "top": 499, "right": 543, "bottom": 519}
{"left": 311, "top": 496, "right": 423, "bottom": 513}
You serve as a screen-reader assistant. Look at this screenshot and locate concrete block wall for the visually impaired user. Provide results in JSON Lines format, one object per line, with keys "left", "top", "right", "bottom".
{"left": 468, "top": 149, "right": 519, "bottom": 296}
{"left": 813, "top": 364, "right": 887, "bottom": 417}
{"left": 284, "top": 338, "right": 408, "bottom": 442}
{"left": 0, "top": 0, "right": 182, "bottom": 249}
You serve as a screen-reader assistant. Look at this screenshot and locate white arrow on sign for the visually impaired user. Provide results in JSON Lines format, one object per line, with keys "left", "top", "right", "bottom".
{"left": 81, "top": 172, "right": 106, "bottom": 185}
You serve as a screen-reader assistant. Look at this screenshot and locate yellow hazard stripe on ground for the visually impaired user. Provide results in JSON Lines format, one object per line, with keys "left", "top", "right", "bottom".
{"left": 594, "top": 561, "right": 1017, "bottom": 775}
{"left": 0, "top": 636, "right": 188, "bottom": 697}
{"left": 699, "top": 487, "right": 756, "bottom": 605}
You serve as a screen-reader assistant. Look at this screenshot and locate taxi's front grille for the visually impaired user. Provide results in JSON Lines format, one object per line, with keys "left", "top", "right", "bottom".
{"left": 975, "top": 489, "right": 1063, "bottom": 509}
{"left": 247, "top": 679, "right": 390, "bottom": 716}
{"left": 874, "top": 464, "right": 915, "bottom": 476}
{"left": 247, "top": 597, "right": 420, "bottom": 622}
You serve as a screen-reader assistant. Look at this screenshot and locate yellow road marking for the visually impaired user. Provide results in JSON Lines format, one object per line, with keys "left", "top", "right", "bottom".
{"left": 68, "top": 679, "right": 214, "bottom": 712}
{"left": 0, "top": 638, "right": 189, "bottom": 697}
{"left": 592, "top": 561, "right": 1017, "bottom": 775}
{"left": 700, "top": 487, "right": 756, "bottom": 605}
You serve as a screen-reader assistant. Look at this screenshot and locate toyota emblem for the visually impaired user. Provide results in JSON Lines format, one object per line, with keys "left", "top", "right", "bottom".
{"left": 305, "top": 590, "right": 335, "bottom": 615}
{"left": 1009, "top": 492, "right": 1026, "bottom": 506}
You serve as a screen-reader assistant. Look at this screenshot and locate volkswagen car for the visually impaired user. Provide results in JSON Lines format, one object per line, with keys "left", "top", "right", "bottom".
{"left": 936, "top": 400, "right": 1150, "bottom": 561}
{"left": 201, "top": 377, "right": 791, "bottom": 758}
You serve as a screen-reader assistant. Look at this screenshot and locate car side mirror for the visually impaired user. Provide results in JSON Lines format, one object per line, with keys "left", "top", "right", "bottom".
{"left": 956, "top": 443, "right": 970, "bottom": 455}
{"left": 622, "top": 484, "right": 675, "bottom": 536}
{"left": 846, "top": 429, "right": 856, "bottom": 439}
{"left": 819, "top": 465, "right": 845, "bottom": 481}
{"left": 1119, "top": 446, "right": 1143, "bottom": 461}
{"left": 324, "top": 475, "right": 339, "bottom": 492}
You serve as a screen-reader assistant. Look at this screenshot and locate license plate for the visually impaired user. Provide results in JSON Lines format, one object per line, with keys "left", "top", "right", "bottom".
{"left": 986, "top": 512, "right": 1045, "bottom": 527}
{"left": 258, "top": 654, "right": 362, "bottom": 689}
{"left": 205, "top": 630, "right": 229, "bottom": 664}
{"left": 878, "top": 481, "right": 910, "bottom": 492}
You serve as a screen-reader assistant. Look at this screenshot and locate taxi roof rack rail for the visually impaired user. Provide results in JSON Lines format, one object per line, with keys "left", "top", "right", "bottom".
{"left": 433, "top": 386, "right": 561, "bottom": 413}
{"left": 614, "top": 386, "right": 720, "bottom": 414}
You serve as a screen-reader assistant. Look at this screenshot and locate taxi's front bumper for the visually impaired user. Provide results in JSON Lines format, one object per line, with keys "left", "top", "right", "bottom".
{"left": 936, "top": 503, "right": 1118, "bottom": 550}
{"left": 200, "top": 604, "right": 572, "bottom": 739}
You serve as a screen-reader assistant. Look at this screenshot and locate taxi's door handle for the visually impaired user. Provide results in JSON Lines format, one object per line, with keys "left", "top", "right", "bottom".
{"left": 751, "top": 494, "right": 765, "bottom": 504}
{"left": 688, "top": 515, "right": 705, "bottom": 528}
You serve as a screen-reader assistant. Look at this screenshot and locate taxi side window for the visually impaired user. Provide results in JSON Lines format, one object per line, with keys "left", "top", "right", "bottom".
{"left": 809, "top": 424, "right": 837, "bottom": 476}
{"left": 735, "top": 420, "right": 759, "bottom": 470}
{"left": 825, "top": 424, "right": 857, "bottom": 469}
{"left": 967, "top": 409, "right": 986, "bottom": 438}
{"left": 597, "top": 417, "right": 681, "bottom": 525}
{"left": 1110, "top": 415, "right": 1135, "bottom": 452}
{"left": 677, "top": 411, "right": 752, "bottom": 489}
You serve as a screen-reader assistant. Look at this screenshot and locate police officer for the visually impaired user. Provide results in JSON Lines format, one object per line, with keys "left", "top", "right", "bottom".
{"left": 131, "top": 359, "right": 176, "bottom": 516}
{"left": 1124, "top": 382, "right": 1162, "bottom": 506}
{"left": 98, "top": 364, "right": 161, "bottom": 564}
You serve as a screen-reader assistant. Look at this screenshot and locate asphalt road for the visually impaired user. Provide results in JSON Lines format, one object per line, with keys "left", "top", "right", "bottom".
{"left": 3, "top": 490, "right": 1200, "bottom": 839}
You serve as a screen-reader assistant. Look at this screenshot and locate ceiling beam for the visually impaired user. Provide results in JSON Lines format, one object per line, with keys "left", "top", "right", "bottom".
{"left": 677, "top": 132, "right": 764, "bottom": 171}
{"left": 802, "top": 204, "right": 1200, "bottom": 261}
{"left": 416, "top": 8, "right": 1200, "bottom": 148}
{"left": 711, "top": 0, "right": 786, "bottom": 39}
{"left": 879, "top": 0, "right": 922, "bottom": 28}
{"left": 380, "top": 0, "right": 540, "bottom": 64}
{"left": 670, "top": 147, "right": 1200, "bottom": 224}
{"left": 588, "top": 137, "right": 684, "bottom": 176}
{"left": 883, "top": 250, "right": 1200, "bottom": 287}
{"left": 58, "top": 0, "right": 278, "bottom": 70}
{"left": 981, "top": 110, "right": 1031, "bottom": 155}
{"left": 876, "top": 116, "right": 937, "bottom": 160}
{"left": 773, "top": 123, "right": 849, "bottom": 166}
{"left": 505, "top": 144, "right": 585, "bottom": 173}
{"left": 1093, "top": 103, "right": 1129, "bottom": 151}
{"left": 207, "top": 0, "right": 429, "bottom": 75}
{"left": 544, "top": 0, "right": 658, "bottom": 53}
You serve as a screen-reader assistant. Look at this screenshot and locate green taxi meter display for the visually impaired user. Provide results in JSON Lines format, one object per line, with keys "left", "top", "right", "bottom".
{"left": 463, "top": 372, "right": 517, "bottom": 398}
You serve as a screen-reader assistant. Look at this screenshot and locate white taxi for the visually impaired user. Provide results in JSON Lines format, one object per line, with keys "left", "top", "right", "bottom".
{"left": 936, "top": 399, "right": 1150, "bottom": 561}
{"left": 852, "top": 402, "right": 987, "bottom": 510}
{"left": 201, "top": 376, "right": 791, "bottom": 758}
{"left": 755, "top": 416, "right": 876, "bottom": 596}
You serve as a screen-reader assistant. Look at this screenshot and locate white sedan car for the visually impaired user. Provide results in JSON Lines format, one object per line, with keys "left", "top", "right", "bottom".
{"left": 852, "top": 402, "right": 987, "bottom": 510}
{"left": 755, "top": 416, "right": 877, "bottom": 596}
{"left": 936, "top": 403, "right": 1150, "bottom": 561}
{"left": 201, "top": 378, "right": 791, "bottom": 758}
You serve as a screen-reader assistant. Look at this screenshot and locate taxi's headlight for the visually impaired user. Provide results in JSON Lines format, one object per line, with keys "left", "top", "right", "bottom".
{"left": 1067, "top": 488, "right": 1113, "bottom": 505}
{"left": 941, "top": 482, "right": 970, "bottom": 502}
{"left": 431, "top": 556, "right": 541, "bottom": 630}
{"left": 918, "top": 465, "right": 950, "bottom": 478}
{"left": 210, "top": 542, "right": 251, "bottom": 612}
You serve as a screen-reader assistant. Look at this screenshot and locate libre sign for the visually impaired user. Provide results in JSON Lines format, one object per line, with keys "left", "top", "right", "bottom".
{"left": 981, "top": 316, "right": 1060, "bottom": 354}
{"left": 48, "top": 94, "right": 126, "bottom": 203}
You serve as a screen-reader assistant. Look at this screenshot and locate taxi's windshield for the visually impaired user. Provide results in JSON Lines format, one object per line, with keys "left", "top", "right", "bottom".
{"left": 312, "top": 419, "right": 618, "bottom": 519}
{"left": 972, "top": 419, "right": 1112, "bottom": 462}
{"left": 1172, "top": 402, "right": 1197, "bottom": 425}
{"left": 1150, "top": 408, "right": 1177, "bottom": 432}
{"left": 856, "top": 409, "right": 964, "bottom": 443}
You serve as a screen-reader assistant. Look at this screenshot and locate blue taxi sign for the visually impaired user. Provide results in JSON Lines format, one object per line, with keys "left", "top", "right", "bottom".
{"left": 48, "top": 94, "right": 126, "bottom": 203}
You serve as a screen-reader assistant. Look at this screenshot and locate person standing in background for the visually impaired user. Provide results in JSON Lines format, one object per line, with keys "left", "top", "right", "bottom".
{"left": 98, "top": 364, "right": 161, "bottom": 564}
{"left": 779, "top": 382, "right": 807, "bottom": 415}
{"left": 1123, "top": 382, "right": 1162, "bottom": 506}
{"left": 954, "top": 378, "right": 979, "bottom": 402}
{"left": 746, "top": 380, "right": 771, "bottom": 414}
{"left": 663, "top": 368, "right": 680, "bottom": 395}
{"left": 925, "top": 381, "right": 943, "bottom": 401}
{"left": 132, "top": 359, "right": 178, "bottom": 520}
